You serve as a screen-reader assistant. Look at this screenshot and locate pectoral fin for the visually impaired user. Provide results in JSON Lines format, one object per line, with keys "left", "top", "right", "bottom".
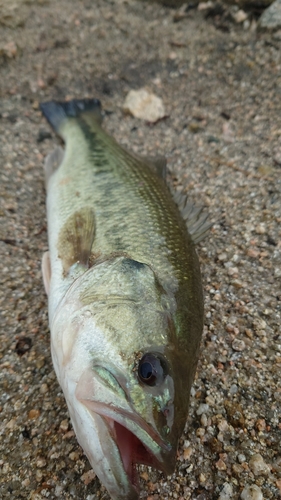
{"left": 42, "top": 251, "right": 51, "bottom": 295}
{"left": 57, "top": 207, "right": 95, "bottom": 275}
{"left": 44, "top": 146, "right": 65, "bottom": 187}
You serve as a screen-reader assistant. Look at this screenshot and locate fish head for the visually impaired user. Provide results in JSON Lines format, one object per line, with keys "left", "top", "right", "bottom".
{"left": 51, "top": 257, "right": 196, "bottom": 499}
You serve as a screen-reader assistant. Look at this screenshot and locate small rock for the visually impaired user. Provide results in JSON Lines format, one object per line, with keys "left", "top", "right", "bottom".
{"left": 37, "top": 128, "right": 52, "bottom": 143}
{"left": 228, "top": 266, "right": 239, "bottom": 276}
{"left": 81, "top": 469, "right": 96, "bottom": 485}
{"left": 258, "top": 0, "right": 281, "bottom": 32}
{"left": 36, "top": 457, "right": 46, "bottom": 468}
{"left": 238, "top": 453, "right": 246, "bottom": 463}
{"left": 255, "top": 419, "right": 266, "bottom": 432}
{"left": 196, "top": 403, "right": 209, "bottom": 416}
{"left": 183, "top": 446, "right": 193, "bottom": 460}
{"left": 216, "top": 458, "right": 227, "bottom": 471}
{"left": 218, "top": 483, "right": 233, "bottom": 500}
{"left": 255, "top": 224, "right": 266, "bottom": 234}
{"left": 217, "top": 419, "right": 229, "bottom": 432}
{"left": 198, "top": 1, "right": 214, "bottom": 10}
{"left": 0, "top": 2, "right": 28, "bottom": 28}
{"left": 188, "top": 121, "right": 203, "bottom": 133}
{"left": 232, "top": 338, "right": 246, "bottom": 352}
{"left": 0, "top": 41, "right": 18, "bottom": 59}
{"left": 247, "top": 248, "right": 260, "bottom": 258}
{"left": 28, "top": 409, "right": 40, "bottom": 419}
{"left": 40, "top": 383, "right": 48, "bottom": 394}
{"left": 222, "top": 122, "right": 235, "bottom": 142}
{"left": 249, "top": 454, "right": 270, "bottom": 476}
{"left": 274, "top": 267, "right": 281, "bottom": 278}
{"left": 224, "top": 400, "right": 245, "bottom": 428}
{"left": 240, "top": 484, "right": 263, "bottom": 500}
{"left": 15, "top": 337, "right": 32, "bottom": 356}
{"left": 258, "top": 164, "right": 274, "bottom": 176}
{"left": 59, "top": 419, "right": 69, "bottom": 432}
{"left": 233, "top": 10, "right": 248, "bottom": 23}
{"left": 123, "top": 88, "right": 165, "bottom": 123}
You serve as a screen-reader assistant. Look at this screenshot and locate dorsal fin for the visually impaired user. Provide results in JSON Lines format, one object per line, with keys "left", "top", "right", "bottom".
{"left": 129, "top": 148, "right": 167, "bottom": 180}
{"left": 145, "top": 156, "right": 167, "bottom": 179}
{"left": 173, "top": 191, "right": 212, "bottom": 244}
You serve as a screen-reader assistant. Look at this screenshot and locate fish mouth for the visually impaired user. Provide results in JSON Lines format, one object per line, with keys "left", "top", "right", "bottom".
{"left": 76, "top": 368, "right": 176, "bottom": 494}
{"left": 111, "top": 419, "right": 159, "bottom": 485}
{"left": 89, "top": 402, "right": 175, "bottom": 492}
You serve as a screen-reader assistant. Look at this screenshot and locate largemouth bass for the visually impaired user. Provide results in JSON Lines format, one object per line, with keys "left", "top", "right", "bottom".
{"left": 40, "top": 98, "right": 209, "bottom": 500}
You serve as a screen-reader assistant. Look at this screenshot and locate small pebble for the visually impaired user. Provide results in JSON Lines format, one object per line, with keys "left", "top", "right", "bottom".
{"left": 60, "top": 419, "right": 69, "bottom": 432}
{"left": 123, "top": 88, "right": 165, "bottom": 123}
{"left": 183, "top": 446, "right": 193, "bottom": 460}
{"left": 196, "top": 403, "right": 209, "bottom": 415}
{"left": 249, "top": 454, "right": 270, "bottom": 476}
{"left": 240, "top": 484, "right": 263, "bottom": 500}
{"left": 238, "top": 454, "right": 246, "bottom": 464}
{"left": 255, "top": 224, "right": 266, "bottom": 234}
{"left": 232, "top": 339, "right": 246, "bottom": 352}
{"left": 36, "top": 457, "right": 46, "bottom": 468}
{"left": 233, "top": 10, "right": 248, "bottom": 23}
{"left": 218, "top": 482, "right": 233, "bottom": 500}
{"left": 28, "top": 409, "right": 40, "bottom": 419}
{"left": 216, "top": 458, "right": 227, "bottom": 471}
{"left": 81, "top": 469, "right": 96, "bottom": 485}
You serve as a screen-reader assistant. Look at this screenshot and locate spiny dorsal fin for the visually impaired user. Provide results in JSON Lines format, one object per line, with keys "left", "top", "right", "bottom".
{"left": 173, "top": 191, "right": 212, "bottom": 244}
{"left": 57, "top": 207, "right": 95, "bottom": 275}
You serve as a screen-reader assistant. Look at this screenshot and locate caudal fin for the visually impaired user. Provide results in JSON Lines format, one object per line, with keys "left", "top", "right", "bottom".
{"left": 40, "top": 98, "right": 102, "bottom": 134}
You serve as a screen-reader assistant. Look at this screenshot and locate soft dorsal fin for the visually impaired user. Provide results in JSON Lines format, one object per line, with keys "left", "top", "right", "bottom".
{"left": 173, "top": 191, "right": 212, "bottom": 244}
{"left": 129, "top": 149, "right": 167, "bottom": 180}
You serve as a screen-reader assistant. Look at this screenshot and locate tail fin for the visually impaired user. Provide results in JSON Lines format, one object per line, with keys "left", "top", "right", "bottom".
{"left": 40, "top": 99, "right": 102, "bottom": 134}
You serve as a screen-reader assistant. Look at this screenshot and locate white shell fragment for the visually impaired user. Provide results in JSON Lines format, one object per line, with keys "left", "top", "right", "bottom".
{"left": 123, "top": 88, "right": 165, "bottom": 123}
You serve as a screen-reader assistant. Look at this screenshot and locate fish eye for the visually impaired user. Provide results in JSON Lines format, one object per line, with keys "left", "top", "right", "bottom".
{"left": 138, "top": 353, "right": 168, "bottom": 387}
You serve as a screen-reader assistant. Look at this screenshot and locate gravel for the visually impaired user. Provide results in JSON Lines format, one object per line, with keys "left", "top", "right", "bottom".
{"left": 0, "top": 1, "right": 280, "bottom": 499}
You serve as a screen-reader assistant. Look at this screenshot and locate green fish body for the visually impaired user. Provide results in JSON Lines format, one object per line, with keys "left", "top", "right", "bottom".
{"left": 40, "top": 99, "right": 207, "bottom": 500}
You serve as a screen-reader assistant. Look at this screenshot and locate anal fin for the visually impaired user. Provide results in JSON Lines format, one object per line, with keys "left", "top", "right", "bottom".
{"left": 57, "top": 207, "right": 95, "bottom": 275}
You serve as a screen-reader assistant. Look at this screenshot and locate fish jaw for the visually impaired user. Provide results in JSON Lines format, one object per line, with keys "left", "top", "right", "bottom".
{"left": 64, "top": 383, "right": 140, "bottom": 500}
{"left": 71, "top": 367, "right": 177, "bottom": 499}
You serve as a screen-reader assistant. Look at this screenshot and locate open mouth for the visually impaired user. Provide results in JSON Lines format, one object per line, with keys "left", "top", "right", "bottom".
{"left": 103, "top": 416, "right": 166, "bottom": 489}
{"left": 75, "top": 366, "right": 176, "bottom": 492}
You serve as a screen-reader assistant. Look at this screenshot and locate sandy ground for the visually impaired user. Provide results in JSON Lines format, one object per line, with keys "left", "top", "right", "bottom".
{"left": 0, "top": 1, "right": 280, "bottom": 499}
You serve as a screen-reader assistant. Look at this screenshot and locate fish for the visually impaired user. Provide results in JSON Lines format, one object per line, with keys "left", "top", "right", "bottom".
{"left": 40, "top": 98, "right": 210, "bottom": 500}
